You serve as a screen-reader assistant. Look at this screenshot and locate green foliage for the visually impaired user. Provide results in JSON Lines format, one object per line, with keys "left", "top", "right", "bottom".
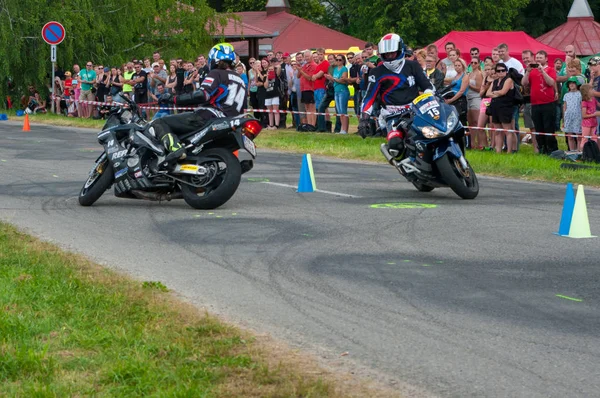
{"left": 333, "top": 0, "right": 530, "bottom": 46}
{"left": 0, "top": 0, "right": 219, "bottom": 102}
{"left": 142, "top": 281, "right": 169, "bottom": 292}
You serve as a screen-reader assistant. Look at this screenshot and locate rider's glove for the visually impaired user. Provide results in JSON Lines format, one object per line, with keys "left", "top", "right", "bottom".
{"left": 398, "top": 119, "right": 411, "bottom": 133}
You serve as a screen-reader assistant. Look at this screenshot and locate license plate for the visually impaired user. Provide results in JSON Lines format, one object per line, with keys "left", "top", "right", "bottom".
{"left": 243, "top": 135, "right": 256, "bottom": 157}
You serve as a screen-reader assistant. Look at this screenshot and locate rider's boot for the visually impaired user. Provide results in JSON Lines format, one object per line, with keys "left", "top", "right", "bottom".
{"left": 161, "top": 133, "right": 187, "bottom": 165}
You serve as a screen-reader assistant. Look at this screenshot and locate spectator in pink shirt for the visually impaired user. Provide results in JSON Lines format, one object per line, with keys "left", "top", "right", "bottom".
{"left": 312, "top": 48, "right": 330, "bottom": 131}
{"left": 297, "top": 49, "right": 317, "bottom": 126}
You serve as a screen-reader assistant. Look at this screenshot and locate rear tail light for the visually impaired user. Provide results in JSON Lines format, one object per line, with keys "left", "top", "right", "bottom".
{"left": 242, "top": 120, "right": 262, "bottom": 140}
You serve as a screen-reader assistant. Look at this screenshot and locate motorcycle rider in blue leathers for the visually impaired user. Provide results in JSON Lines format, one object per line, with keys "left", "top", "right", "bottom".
{"left": 153, "top": 44, "right": 247, "bottom": 165}
{"left": 358, "top": 33, "right": 434, "bottom": 154}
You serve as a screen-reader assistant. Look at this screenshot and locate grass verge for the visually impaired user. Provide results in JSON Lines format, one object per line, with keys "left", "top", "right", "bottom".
{"left": 0, "top": 222, "right": 394, "bottom": 397}
{"left": 254, "top": 129, "right": 600, "bottom": 187}
{"left": 8, "top": 111, "right": 105, "bottom": 129}
{"left": 8, "top": 111, "right": 600, "bottom": 186}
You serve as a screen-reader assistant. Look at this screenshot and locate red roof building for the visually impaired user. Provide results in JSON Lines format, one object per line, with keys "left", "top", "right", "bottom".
{"left": 537, "top": 0, "right": 600, "bottom": 55}
{"left": 213, "top": 0, "right": 366, "bottom": 58}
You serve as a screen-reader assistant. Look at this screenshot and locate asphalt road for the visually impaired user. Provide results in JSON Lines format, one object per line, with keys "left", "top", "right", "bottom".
{"left": 1, "top": 121, "right": 599, "bottom": 397}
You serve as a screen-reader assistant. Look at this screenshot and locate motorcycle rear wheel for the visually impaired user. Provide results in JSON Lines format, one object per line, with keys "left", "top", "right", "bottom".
{"left": 79, "top": 157, "right": 114, "bottom": 206}
{"left": 180, "top": 148, "right": 242, "bottom": 210}
{"left": 435, "top": 153, "right": 479, "bottom": 199}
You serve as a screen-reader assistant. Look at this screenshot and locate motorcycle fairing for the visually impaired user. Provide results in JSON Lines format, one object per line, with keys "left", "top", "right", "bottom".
{"left": 411, "top": 93, "right": 449, "bottom": 132}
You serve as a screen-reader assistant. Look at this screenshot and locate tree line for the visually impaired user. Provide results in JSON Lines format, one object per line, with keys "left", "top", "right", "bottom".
{"left": 218, "top": 0, "right": 600, "bottom": 47}
{"left": 0, "top": 0, "right": 219, "bottom": 100}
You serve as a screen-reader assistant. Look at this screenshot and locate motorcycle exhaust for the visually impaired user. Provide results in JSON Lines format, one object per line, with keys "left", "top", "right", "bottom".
{"left": 130, "top": 190, "right": 183, "bottom": 201}
{"left": 380, "top": 143, "right": 395, "bottom": 165}
{"left": 172, "top": 164, "right": 207, "bottom": 176}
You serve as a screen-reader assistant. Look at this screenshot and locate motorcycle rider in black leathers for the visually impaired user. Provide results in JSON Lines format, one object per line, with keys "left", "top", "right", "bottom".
{"left": 151, "top": 44, "right": 247, "bottom": 166}
{"left": 358, "top": 33, "right": 434, "bottom": 155}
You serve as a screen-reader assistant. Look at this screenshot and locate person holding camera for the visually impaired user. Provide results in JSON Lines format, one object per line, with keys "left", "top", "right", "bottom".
{"left": 521, "top": 50, "right": 558, "bottom": 155}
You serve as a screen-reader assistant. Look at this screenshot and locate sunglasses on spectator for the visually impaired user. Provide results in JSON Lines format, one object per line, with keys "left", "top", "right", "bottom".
{"left": 471, "top": 61, "right": 479, "bottom": 65}
{"left": 336, "top": 58, "right": 343, "bottom": 61}
{"left": 495, "top": 69, "right": 507, "bottom": 72}
{"left": 86, "top": 64, "right": 92, "bottom": 66}
{"left": 347, "top": 56, "right": 354, "bottom": 60}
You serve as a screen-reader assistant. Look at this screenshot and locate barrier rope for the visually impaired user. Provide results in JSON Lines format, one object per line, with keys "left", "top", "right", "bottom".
{"left": 51, "top": 96, "right": 600, "bottom": 140}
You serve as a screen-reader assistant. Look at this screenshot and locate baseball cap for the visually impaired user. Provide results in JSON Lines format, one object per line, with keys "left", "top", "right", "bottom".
{"left": 283, "top": 52, "right": 290, "bottom": 57}
{"left": 588, "top": 56, "right": 600, "bottom": 66}
{"left": 567, "top": 76, "right": 583, "bottom": 87}
{"left": 152, "top": 62, "right": 160, "bottom": 68}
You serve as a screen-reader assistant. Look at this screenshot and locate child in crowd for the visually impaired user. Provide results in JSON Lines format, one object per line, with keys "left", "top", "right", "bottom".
{"left": 580, "top": 84, "right": 599, "bottom": 151}
{"left": 562, "top": 78, "right": 582, "bottom": 151}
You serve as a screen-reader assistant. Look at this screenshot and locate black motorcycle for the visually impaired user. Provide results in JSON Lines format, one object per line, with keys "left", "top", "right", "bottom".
{"left": 379, "top": 91, "right": 479, "bottom": 199}
{"left": 78, "top": 95, "right": 262, "bottom": 209}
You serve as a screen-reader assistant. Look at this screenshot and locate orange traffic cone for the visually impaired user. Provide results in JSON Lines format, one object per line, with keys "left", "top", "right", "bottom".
{"left": 22, "top": 114, "right": 30, "bottom": 131}
{"left": 234, "top": 150, "right": 239, "bottom": 158}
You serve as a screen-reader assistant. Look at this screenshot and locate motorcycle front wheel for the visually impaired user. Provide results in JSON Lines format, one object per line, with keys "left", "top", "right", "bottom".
{"left": 79, "top": 156, "right": 114, "bottom": 206}
{"left": 435, "top": 153, "right": 479, "bottom": 199}
{"left": 180, "top": 148, "right": 242, "bottom": 210}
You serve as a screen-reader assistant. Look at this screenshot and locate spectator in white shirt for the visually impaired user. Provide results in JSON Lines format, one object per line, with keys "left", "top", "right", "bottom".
{"left": 497, "top": 43, "right": 524, "bottom": 75}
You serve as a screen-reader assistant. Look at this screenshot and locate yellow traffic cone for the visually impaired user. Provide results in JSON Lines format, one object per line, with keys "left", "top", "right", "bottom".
{"left": 567, "top": 185, "right": 596, "bottom": 238}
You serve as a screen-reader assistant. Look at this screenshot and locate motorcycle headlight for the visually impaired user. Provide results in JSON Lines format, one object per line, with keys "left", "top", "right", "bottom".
{"left": 446, "top": 110, "right": 459, "bottom": 131}
{"left": 421, "top": 126, "right": 445, "bottom": 139}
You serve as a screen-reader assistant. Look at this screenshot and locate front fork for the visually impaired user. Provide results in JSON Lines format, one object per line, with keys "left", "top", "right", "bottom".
{"left": 434, "top": 138, "right": 468, "bottom": 169}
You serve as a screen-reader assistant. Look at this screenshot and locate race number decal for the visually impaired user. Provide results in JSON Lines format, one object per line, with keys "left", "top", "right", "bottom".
{"left": 224, "top": 83, "right": 246, "bottom": 112}
{"left": 418, "top": 101, "right": 439, "bottom": 114}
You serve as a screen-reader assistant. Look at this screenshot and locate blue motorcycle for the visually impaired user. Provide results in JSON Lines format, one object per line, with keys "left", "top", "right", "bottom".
{"left": 379, "top": 92, "right": 479, "bottom": 199}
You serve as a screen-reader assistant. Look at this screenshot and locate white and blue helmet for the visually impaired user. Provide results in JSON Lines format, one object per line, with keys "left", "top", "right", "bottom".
{"left": 378, "top": 33, "right": 405, "bottom": 73}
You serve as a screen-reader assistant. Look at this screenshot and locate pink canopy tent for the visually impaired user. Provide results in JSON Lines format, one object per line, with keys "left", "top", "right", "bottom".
{"left": 432, "top": 31, "right": 565, "bottom": 63}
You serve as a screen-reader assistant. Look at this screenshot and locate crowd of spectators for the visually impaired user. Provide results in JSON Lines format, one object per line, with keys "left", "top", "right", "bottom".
{"left": 21, "top": 42, "right": 600, "bottom": 154}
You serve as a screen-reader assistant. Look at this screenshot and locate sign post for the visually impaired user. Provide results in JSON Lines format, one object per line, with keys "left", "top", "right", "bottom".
{"left": 41, "top": 21, "right": 65, "bottom": 114}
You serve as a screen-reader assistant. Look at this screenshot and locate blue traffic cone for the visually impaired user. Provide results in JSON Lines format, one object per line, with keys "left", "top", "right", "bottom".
{"left": 297, "top": 154, "right": 316, "bottom": 193}
{"left": 557, "top": 183, "right": 575, "bottom": 236}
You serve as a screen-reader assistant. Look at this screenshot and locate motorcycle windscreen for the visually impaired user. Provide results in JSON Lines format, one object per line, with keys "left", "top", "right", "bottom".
{"left": 411, "top": 93, "right": 449, "bottom": 132}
